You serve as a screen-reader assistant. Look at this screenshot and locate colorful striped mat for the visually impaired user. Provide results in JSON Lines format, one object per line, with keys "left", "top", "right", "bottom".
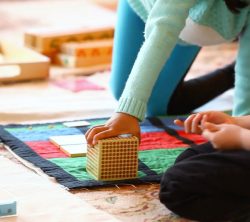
{"left": 0, "top": 116, "right": 206, "bottom": 189}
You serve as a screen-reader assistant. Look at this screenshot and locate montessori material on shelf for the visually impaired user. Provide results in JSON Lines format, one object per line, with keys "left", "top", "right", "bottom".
{"left": 0, "top": 40, "right": 49, "bottom": 83}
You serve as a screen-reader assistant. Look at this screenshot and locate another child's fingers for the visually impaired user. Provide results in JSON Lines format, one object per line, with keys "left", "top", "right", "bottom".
{"left": 174, "top": 119, "right": 184, "bottom": 127}
{"left": 191, "top": 113, "right": 203, "bottom": 133}
{"left": 202, "top": 129, "right": 214, "bottom": 141}
{"left": 203, "top": 122, "right": 219, "bottom": 132}
{"left": 184, "top": 114, "right": 196, "bottom": 133}
{"left": 200, "top": 114, "right": 208, "bottom": 130}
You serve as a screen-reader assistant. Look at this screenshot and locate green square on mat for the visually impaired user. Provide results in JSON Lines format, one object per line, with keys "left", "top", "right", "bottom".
{"left": 50, "top": 148, "right": 185, "bottom": 181}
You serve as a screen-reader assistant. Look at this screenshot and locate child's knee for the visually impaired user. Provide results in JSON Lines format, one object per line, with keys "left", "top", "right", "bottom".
{"left": 159, "top": 166, "right": 187, "bottom": 212}
{"left": 159, "top": 163, "right": 203, "bottom": 221}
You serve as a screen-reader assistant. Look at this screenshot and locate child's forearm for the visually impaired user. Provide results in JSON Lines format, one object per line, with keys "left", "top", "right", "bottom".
{"left": 234, "top": 115, "right": 250, "bottom": 129}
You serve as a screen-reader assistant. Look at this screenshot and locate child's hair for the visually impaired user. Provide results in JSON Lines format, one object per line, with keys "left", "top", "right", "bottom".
{"left": 224, "top": 0, "right": 249, "bottom": 13}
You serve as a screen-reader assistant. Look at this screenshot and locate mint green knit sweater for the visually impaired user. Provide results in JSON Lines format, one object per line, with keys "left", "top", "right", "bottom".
{"left": 116, "top": 0, "right": 250, "bottom": 120}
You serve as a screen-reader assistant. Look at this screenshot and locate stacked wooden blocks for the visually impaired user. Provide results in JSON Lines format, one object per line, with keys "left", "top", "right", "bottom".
{"left": 86, "top": 136, "right": 139, "bottom": 181}
{"left": 24, "top": 26, "right": 114, "bottom": 68}
{"left": 59, "top": 39, "right": 113, "bottom": 68}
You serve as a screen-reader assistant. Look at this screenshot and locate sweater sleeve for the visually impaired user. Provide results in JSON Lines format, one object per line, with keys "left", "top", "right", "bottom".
{"left": 233, "top": 14, "right": 250, "bottom": 116}
{"left": 116, "top": 0, "right": 196, "bottom": 120}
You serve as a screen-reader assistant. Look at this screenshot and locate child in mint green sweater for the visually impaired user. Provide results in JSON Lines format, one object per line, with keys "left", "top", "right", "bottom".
{"left": 86, "top": 0, "right": 250, "bottom": 144}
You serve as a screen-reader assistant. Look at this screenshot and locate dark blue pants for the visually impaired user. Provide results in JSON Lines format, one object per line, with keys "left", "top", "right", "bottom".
{"left": 159, "top": 142, "right": 250, "bottom": 221}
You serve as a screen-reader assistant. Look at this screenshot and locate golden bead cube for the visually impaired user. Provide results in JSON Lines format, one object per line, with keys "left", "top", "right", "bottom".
{"left": 86, "top": 136, "right": 139, "bottom": 181}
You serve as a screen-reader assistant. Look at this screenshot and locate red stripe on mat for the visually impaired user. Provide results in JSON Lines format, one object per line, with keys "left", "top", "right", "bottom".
{"left": 25, "top": 141, "right": 68, "bottom": 159}
{"left": 177, "top": 131, "right": 207, "bottom": 145}
{"left": 140, "top": 131, "right": 189, "bottom": 150}
{"left": 140, "top": 131, "right": 207, "bottom": 151}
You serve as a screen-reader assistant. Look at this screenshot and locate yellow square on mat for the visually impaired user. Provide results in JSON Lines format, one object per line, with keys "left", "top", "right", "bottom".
{"left": 60, "top": 144, "right": 88, "bottom": 157}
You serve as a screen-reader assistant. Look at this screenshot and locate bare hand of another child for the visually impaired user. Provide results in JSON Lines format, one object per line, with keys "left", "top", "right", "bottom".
{"left": 174, "top": 111, "right": 236, "bottom": 134}
{"left": 85, "top": 112, "right": 140, "bottom": 146}
{"left": 202, "top": 122, "right": 243, "bottom": 150}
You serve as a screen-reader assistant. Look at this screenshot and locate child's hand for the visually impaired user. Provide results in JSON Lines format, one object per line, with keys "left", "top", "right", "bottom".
{"left": 85, "top": 112, "right": 140, "bottom": 146}
{"left": 202, "top": 122, "right": 243, "bottom": 150}
{"left": 174, "top": 111, "right": 236, "bottom": 134}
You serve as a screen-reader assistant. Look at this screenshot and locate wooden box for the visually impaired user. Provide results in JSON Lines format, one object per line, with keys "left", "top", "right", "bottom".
{"left": 0, "top": 41, "right": 50, "bottom": 83}
{"left": 24, "top": 26, "right": 114, "bottom": 56}
{"left": 57, "top": 39, "right": 113, "bottom": 68}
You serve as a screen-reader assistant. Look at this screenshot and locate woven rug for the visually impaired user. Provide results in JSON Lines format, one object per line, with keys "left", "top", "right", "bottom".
{"left": 0, "top": 116, "right": 206, "bottom": 190}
